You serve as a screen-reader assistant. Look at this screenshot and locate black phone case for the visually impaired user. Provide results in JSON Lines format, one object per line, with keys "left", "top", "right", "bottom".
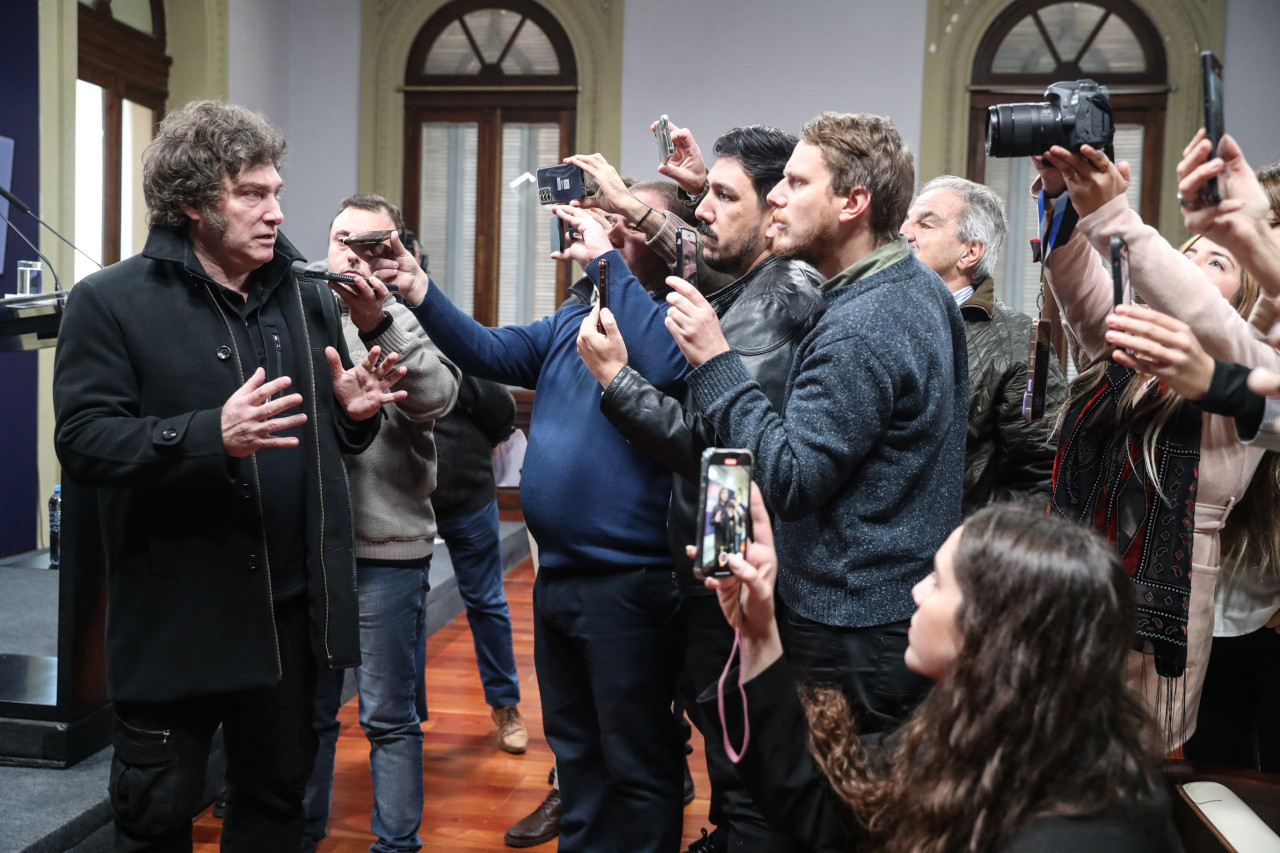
{"left": 1022, "top": 319, "right": 1051, "bottom": 423}
{"left": 1201, "top": 51, "right": 1224, "bottom": 203}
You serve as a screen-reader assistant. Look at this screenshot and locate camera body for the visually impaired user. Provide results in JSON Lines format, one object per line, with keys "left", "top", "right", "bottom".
{"left": 536, "top": 164, "right": 586, "bottom": 205}
{"left": 986, "top": 79, "right": 1114, "bottom": 158}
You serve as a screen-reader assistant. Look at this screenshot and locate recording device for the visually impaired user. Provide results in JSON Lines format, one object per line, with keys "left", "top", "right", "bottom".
{"left": 290, "top": 261, "right": 399, "bottom": 293}
{"left": 1022, "top": 319, "right": 1052, "bottom": 423}
{"left": 596, "top": 257, "right": 609, "bottom": 334}
{"left": 676, "top": 226, "right": 699, "bottom": 290}
{"left": 549, "top": 215, "right": 580, "bottom": 254}
{"left": 1201, "top": 51, "right": 1225, "bottom": 203}
{"left": 655, "top": 115, "right": 675, "bottom": 165}
{"left": 1110, "top": 235, "right": 1130, "bottom": 308}
{"left": 536, "top": 164, "right": 586, "bottom": 205}
{"left": 694, "top": 448, "right": 754, "bottom": 580}
{"left": 986, "top": 79, "right": 1114, "bottom": 158}
{"left": 341, "top": 229, "right": 395, "bottom": 246}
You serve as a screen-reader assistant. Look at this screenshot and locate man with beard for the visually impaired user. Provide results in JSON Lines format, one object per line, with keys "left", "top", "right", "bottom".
{"left": 663, "top": 113, "right": 968, "bottom": 747}
{"left": 576, "top": 125, "right": 824, "bottom": 853}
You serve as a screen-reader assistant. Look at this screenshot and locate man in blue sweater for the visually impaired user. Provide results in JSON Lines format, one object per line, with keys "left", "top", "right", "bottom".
{"left": 351, "top": 215, "right": 690, "bottom": 852}
{"left": 665, "top": 112, "right": 969, "bottom": 734}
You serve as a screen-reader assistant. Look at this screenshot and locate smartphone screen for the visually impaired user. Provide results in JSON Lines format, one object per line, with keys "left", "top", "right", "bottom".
{"left": 676, "top": 227, "right": 699, "bottom": 290}
{"left": 1201, "top": 51, "right": 1224, "bottom": 202}
{"left": 1110, "top": 235, "right": 1130, "bottom": 308}
{"left": 695, "top": 449, "right": 754, "bottom": 579}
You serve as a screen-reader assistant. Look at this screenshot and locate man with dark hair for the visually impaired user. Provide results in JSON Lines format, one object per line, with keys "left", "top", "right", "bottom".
{"left": 664, "top": 113, "right": 967, "bottom": 747}
{"left": 301, "top": 193, "right": 460, "bottom": 853}
{"left": 576, "top": 123, "right": 824, "bottom": 853}
{"left": 900, "top": 175, "right": 1065, "bottom": 511}
{"left": 53, "top": 100, "right": 405, "bottom": 850}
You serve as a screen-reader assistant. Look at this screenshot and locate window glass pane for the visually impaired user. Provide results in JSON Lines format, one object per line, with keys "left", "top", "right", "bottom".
{"left": 1079, "top": 14, "right": 1146, "bottom": 74}
{"left": 500, "top": 21, "right": 559, "bottom": 75}
{"left": 1035, "top": 3, "right": 1106, "bottom": 63}
{"left": 110, "top": 0, "right": 154, "bottom": 35}
{"left": 120, "top": 99, "right": 153, "bottom": 259}
{"left": 75, "top": 79, "right": 106, "bottom": 285}
{"left": 418, "top": 122, "right": 478, "bottom": 316}
{"left": 424, "top": 21, "right": 482, "bottom": 75}
{"left": 991, "top": 17, "right": 1055, "bottom": 75}
{"left": 499, "top": 123, "right": 560, "bottom": 325}
{"left": 463, "top": 9, "right": 523, "bottom": 64}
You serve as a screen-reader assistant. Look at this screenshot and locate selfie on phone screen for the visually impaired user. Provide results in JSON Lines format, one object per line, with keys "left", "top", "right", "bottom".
{"left": 699, "top": 455, "right": 752, "bottom": 576}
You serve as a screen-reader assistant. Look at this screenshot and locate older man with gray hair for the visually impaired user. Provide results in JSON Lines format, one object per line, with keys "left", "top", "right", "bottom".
{"left": 901, "top": 175, "right": 1066, "bottom": 511}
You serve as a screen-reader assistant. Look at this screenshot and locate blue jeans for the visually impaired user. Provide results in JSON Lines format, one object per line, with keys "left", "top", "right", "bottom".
{"left": 303, "top": 561, "right": 430, "bottom": 853}
{"left": 435, "top": 498, "right": 520, "bottom": 708}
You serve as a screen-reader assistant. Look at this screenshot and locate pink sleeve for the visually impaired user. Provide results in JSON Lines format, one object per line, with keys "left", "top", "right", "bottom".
{"left": 1042, "top": 202, "right": 1115, "bottom": 362}
{"left": 1077, "top": 195, "right": 1280, "bottom": 370}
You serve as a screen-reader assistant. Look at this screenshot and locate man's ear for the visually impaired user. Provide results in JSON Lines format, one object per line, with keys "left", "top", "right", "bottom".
{"left": 182, "top": 205, "right": 203, "bottom": 226}
{"left": 958, "top": 241, "right": 986, "bottom": 276}
{"left": 836, "top": 186, "right": 872, "bottom": 225}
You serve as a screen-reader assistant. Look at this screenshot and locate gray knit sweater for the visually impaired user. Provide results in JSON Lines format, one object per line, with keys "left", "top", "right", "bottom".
{"left": 341, "top": 298, "right": 460, "bottom": 564}
{"left": 687, "top": 239, "right": 968, "bottom": 628}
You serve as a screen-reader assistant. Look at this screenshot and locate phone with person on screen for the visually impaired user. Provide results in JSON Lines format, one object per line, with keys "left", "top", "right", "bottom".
{"left": 694, "top": 448, "right": 754, "bottom": 580}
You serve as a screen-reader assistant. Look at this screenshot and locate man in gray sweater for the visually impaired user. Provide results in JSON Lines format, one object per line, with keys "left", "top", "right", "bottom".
{"left": 302, "top": 194, "right": 460, "bottom": 853}
{"left": 665, "top": 112, "right": 968, "bottom": 734}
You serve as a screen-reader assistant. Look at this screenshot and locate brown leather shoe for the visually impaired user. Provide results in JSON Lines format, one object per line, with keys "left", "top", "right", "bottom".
{"left": 504, "top": 787, "right": 561, "bottom": 848}
{"left": 493, "top": 704, "right": 529, "bottom": 754}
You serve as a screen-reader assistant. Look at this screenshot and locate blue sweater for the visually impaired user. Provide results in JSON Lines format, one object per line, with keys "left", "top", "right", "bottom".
{"left": 411, "top": 250, "right": 688, "bottom": 570}
{"left": 687, "top": 248, "right": 968, "bottom": 628}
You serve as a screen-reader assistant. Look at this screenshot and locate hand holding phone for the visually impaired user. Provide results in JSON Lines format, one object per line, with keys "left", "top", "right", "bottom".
{"left": 676, "top": 227, "right": 699, "bottom": 291}
{"left": 694, "top": 449, "right": 754, "bottom": 580}
{"left": 1200, "top": 51, "right": 1225, "bottom": 203}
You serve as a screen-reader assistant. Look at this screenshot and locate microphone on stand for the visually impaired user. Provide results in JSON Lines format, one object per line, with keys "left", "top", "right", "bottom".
{"left": 0, "top": 184, "right": 104, "bottom": 283}
{"left": 0, "top": 206, "right": 61, "bottom": 293}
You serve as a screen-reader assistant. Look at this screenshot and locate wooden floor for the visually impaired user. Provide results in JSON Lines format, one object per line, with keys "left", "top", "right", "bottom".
{"left": 192, "top": 558, "right": 715, "bottom": 851}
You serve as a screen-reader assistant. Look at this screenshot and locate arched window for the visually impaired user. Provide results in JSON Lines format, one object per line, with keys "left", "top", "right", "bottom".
{"left": 966, "top": 0, "right": 1167, "bottom": 317}
{"left": 403, "top": 0, "right": 577, "bottom": 326}
{"left": 76, "top": 0, "right": 169, "bottom": 278}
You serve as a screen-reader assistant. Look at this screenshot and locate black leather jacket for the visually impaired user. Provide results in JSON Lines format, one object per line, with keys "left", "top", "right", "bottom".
{"left": 600, "top": 255, "right": 825, "bottom": 589}
{"left": 959, "top": 277, "right": 1065, "bottom": 513}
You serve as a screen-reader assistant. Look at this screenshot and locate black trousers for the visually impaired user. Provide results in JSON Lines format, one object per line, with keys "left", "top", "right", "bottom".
{"left": 1183, "top": 626, "right": 1280, "bottom": 773}
{"left": 775, "top": 599, "right": 931, "bottom": 735}
{"left": 680, "top": 594, "right": 799, "bottom": 853}
{"left": 109, "top": 593, "right": 318, "bottom": 852}
{"left": 534, "top": 566, "right": 686, "bottom": 853}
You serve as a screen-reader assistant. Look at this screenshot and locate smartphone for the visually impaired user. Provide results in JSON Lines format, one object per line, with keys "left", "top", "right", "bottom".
{"left": 341, "top": 229, "right": 395, "bottom": 246}
{"left": 655, "top": 115, "right": 675, "bottom": 165}
{"left": 1022, "top": 319, "right": 1052, "bottom": 423}
{"left": 549, "top": 215, "right": 580, "bottom": 254}
{"left": 1110, "top": 235, "right": 1130, "bottom": 308}
{"left": 1201, "top": 51, "right": 1225, "bottom": 203}
{"left": 694, "top": 448, "right": 755, "bottom": 580}
{"left": 596, "top": 257, "right": 609, "bottom": 334}
{"left": 676, "top": 226, "right": 699, "bottom": 290}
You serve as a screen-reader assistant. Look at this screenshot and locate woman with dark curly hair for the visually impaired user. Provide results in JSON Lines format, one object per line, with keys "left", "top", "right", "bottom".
{"left": 702, "top": 489, "right": 1178, "bottom": 852}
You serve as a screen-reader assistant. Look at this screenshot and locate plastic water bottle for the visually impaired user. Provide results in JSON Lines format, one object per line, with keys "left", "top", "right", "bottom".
{"left": 48, "top": 484, "right": 61, "bottom": 569}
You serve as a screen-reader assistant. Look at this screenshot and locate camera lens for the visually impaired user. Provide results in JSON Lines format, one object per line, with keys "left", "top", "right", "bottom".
{"left": 985, "top": 103, "right": 1063, "bottom": 158}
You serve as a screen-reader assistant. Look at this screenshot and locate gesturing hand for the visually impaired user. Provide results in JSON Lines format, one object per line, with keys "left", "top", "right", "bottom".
{"left": 665, "top": 276, "right": 730, "bottom": 367}
{"left": 347, "top": 231, "right": 432, "bottom": 308}
{"left": 1040, "top": 144, "right": 1130, "bottom": 218}
{"left": 654, "top": 120, "right": 707, "bottom": 195}
{"left": 1104, "top": 305, "right": 1214, "bottom": 400}
{"left": 327, "top": 345, "right": 408, "bottom": 421}
{"left": 566, "top": 153, "right": 651, "bottom": 225}
{"left": 221, "top": 368, "right": 307, "bottom": 458}
{"left": 577, "top": 305, "right": 629, "bottom": 388}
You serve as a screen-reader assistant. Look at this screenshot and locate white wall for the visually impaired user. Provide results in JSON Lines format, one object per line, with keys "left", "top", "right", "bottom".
{"left": 1224, "top": 0, "right": 1280, "bottom": 165}
{"left": 618, "top": 0, "right": 928, "bottom": 182}
{"left": 228, "top": 0, "right": 362, "bottom": 262}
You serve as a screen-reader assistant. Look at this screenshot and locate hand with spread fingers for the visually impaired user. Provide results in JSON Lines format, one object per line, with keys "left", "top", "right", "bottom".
{"left": 698, "top": 482, "right": 783, "bottom": 681}
{"left": 327, "top": 345, "right": 408, "bottom": 421}
{"left": 664, "top": 276, "right": 730, "bottom": 367}
{"left": 1104, "top": 305, "right": 1214, "bottom": 400}
{"left": 652, "top": 119, "right": 707, "bottom": 196}
{"left": 577, "top": 304, "right": 629, "bottom": 388}
{"left": 565, "top": 153, "right": 652, "bottom": 226}
{"left": 221, "top": 369, "right": 308, "bottom": 457}
{"left": 1040, "top": 144, "right": 1130, "bottom": 218}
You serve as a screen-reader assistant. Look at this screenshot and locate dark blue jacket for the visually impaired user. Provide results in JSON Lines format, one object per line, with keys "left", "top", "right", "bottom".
{"left": 411, "top": 250, "right": 688, "bottom": 569}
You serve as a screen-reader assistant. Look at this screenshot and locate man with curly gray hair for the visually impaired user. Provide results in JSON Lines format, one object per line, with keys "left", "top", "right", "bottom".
{"left": 53, "top": 99, "right": 406, "bottom": 850}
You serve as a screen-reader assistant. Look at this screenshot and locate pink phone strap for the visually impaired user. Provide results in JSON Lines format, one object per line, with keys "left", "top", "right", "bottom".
{"left": 717, "top": 625, "right": 751, "bottom": 764}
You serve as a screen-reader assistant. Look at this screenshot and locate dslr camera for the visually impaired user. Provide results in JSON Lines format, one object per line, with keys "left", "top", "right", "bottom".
{"left": 536, "top": 164, "right": 586, "bottom": 205}
{"left": 985, "top": 79, "right": 1114, "bottom": 158}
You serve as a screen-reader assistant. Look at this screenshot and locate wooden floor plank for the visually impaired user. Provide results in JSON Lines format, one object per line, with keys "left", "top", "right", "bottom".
{"left": 192, "top": 558, "right": 716, "bottom": 850}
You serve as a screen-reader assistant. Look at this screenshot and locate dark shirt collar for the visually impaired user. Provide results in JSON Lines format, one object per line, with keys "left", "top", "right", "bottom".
{"left": 142, "top": 225, "right": 306, "bottom": 289}
{"left": 959, "top": 275, "right": 996, "bottom": 320}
